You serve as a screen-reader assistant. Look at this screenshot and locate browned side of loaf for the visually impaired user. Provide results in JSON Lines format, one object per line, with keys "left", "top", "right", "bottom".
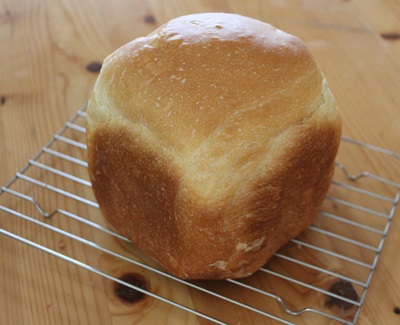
{"left": 87, "top": 115, "right": 340, "bottom": 279}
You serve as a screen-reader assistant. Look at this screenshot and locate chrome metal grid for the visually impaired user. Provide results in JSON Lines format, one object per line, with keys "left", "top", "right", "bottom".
{"left": 1, "top": 104, "right": 399, "bottom": 324}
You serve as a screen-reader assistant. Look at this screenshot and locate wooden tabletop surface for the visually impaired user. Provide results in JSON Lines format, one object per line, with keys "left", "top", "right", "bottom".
{"left": 1, "top": 1, "right": 400, "bottom": 324}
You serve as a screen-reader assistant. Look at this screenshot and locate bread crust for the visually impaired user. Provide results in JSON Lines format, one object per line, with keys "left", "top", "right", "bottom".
{"left": 86, "top": 13, "right": 341, "bottom": 279}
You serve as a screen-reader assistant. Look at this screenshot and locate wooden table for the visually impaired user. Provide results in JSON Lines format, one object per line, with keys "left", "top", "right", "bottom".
{"left": 1, "top": 1, "right": 400, "bottom": 324}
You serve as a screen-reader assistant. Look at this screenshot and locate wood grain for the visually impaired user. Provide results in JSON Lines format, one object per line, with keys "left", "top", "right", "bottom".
{"left": 1, "top": 0, "right": 400, "bottom": 324}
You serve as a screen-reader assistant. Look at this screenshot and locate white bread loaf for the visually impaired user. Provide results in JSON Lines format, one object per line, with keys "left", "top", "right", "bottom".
{"left": 86, "top": 13, "right": 341, "bottom": 279}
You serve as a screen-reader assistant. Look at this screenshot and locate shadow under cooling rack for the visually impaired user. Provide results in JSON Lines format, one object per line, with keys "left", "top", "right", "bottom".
{"left": 1, "top": 104, "right": 400, "bottom": 325}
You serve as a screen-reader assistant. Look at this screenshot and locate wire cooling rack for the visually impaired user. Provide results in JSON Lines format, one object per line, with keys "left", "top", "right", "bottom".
{"left": 1, "top": 104, "right": 399, "bottom": 324}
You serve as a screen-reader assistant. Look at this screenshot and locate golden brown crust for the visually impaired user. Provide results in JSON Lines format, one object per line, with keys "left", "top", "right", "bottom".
{"left": 86, "top": 13, "right": 342, "bottom": 279}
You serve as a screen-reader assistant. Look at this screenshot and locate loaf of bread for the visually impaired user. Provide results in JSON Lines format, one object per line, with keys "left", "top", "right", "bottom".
{"left": 86, "top": 13, "right": 341, "bottom": 279}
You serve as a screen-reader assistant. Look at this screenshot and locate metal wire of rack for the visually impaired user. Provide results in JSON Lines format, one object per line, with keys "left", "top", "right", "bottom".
{"left": 1, "top": 104, "right": 399, "bottom": 324}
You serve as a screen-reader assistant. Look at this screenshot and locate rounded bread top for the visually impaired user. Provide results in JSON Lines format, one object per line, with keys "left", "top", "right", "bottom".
{"left": 90, "top": 12, "right": 324, "bottom": 146}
